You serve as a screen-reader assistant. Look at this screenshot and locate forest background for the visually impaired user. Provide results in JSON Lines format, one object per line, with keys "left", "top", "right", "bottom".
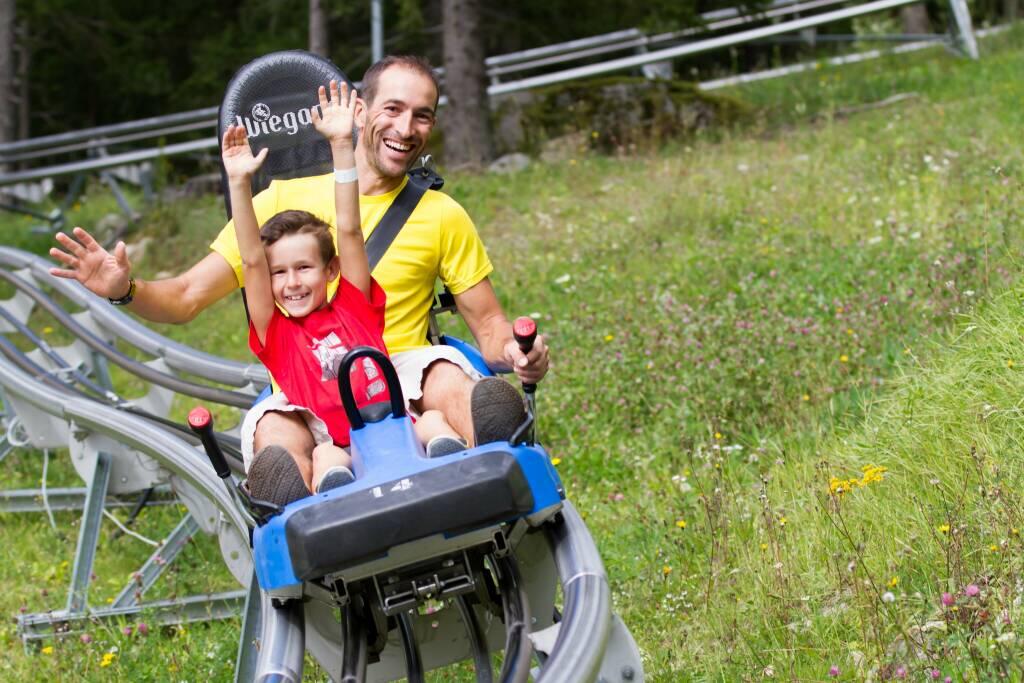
{"left": 0, "top": 0, "right": 1019, "bottom": 168}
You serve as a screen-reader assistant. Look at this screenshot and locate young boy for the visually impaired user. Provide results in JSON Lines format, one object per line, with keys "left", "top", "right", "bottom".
{"left": 223, "top": 80, "right": 465, "bottom": 496}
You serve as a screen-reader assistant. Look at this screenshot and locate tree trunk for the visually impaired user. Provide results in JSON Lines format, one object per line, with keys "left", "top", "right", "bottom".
{"left": 0, "top": 0, "right": 14, "bottom": 153}
{"left": 17, "top": 22, "right": 29, "bottom": 141}
{"left": 899, "top": 3, "right": 933, "bottom": 35}
{"left": 441, "top": 0, "right": 492, "bottom": 168}
{"left": 309, "top": 0, "right": 329, "bottom": 57}
{"left": 1005, "top": 0, "right": 1019, "bottom": 21}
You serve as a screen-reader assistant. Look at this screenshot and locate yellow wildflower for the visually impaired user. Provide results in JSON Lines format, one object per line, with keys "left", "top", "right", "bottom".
{"left": 839, "top": 354, "right": 849, "bottom": 363}
{"left": 990, "top": 544, "right": 1000, "bottom": 553}
{"left": 802, "top": 394, "right": 810, "bottom": 401}
{"left": 550, "top": 457, "right": 561, "bottom": 466}
{"left": 938, "top": 523, "right": 950, "bottom": 534}
{"left": 714, "top": 432, "right": 723, "bottom": 440}
{"left": 778, "top": 516, "right": 788, "bottom": 527}
{"left": 41, "top": 646, "right": 53, "bottom": 655}
{"left": 662, "top": 565, "right": 672, "bottom": 576}
{"left": 888, "top": 576, "right": 899, "bottom": 588}
{"left": 604, "top": 334, "right": 614, "bottom": 342}
{"left": 760, "top": 543, "right": 769, "bottom": 551}
{"left": 1008, "top": 360, "right": 1015, "bottom": 369}
{"left": 100, "top": 652, "right": 116, "bottom": 668}
{"left": 675, "top": 520, "right": 687, "bottom": 529}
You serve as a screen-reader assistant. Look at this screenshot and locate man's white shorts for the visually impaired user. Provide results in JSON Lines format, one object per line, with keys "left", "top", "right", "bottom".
{"left": 391, "top": 345, "right": 484, "bottom": 414}
{"left": 240, "top": 345, "right": 483, "bottom": 471}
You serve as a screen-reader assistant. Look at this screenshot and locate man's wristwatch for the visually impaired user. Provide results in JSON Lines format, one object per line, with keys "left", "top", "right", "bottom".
{"left": 108, "top": 278, "right": 136, "bottom": 306}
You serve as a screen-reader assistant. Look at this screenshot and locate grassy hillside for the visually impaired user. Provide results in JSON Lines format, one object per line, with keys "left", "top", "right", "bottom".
{"left": 1, "top": 26, "right": 1023, "bottom": 680}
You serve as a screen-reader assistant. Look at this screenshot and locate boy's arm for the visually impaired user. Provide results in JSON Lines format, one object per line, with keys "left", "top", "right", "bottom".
{"left": 221, "top": 124, "right": 274, "bottom": 344}
{"left": 312, "top": 81, "right": 371, "bottom": 299}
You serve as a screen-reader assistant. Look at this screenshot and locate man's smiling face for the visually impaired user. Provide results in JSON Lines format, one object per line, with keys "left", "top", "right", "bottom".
{"left": 356, "top": 65, "right": 438, "bottom": 183}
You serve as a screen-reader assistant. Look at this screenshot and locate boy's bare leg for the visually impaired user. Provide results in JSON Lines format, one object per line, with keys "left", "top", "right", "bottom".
{"left": 311, "top": 443, "right": 353, "bottom": 490}
{"left": 413, "top": 409, "right": 462, "bottom": 444}
{"left": 252, "top": 411, "right": 315, "bottom": 491}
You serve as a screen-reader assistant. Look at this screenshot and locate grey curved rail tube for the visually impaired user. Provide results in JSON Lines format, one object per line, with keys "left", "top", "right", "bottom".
{"left": 254, "top": 590, "right": 306, "bottom": 683}
{"left": 537, "top": 502, "right": 612, "bottom": 682}
{"left": 0, "top": 247, "right": 269, "bottom": 388}
{"left": 0, "top": 267, "right": 255, "bottom": 409}
{"left": 0, "top": 352, "right": 249, "bottom": 536}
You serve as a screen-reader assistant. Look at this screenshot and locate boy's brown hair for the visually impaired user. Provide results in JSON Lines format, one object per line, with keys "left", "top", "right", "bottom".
{"left": 260, "top": 210, "right": 336, "bottom": 265}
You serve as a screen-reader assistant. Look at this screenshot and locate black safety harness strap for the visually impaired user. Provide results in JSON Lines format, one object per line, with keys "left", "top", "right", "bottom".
{"left": 366, "top": 166, "right": 442, "bottom": 271}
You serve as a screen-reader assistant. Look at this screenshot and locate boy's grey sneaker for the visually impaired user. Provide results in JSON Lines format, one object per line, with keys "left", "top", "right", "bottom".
{"left": 247, "top": 445, "right": 309, "bottom": 507}
{"left": 426, "top": 435, "right": 468, "bottom": 458}
{"left": 470, "top": 377, "right": 527, "bottom": 446}
{"left": 316, "top": 465, "right": 355, "bottom": 493}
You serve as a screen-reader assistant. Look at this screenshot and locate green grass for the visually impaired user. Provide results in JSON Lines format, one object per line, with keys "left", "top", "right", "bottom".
{"left": 2, "top": 26, "right": 1024, "bottom": 680}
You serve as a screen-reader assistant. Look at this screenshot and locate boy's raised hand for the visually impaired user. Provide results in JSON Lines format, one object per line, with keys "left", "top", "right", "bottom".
{"left": 311, "top": 80, "right": 357, "bottom": 145}
{"left": 221, "top": 124, "right": 268, "bottom": 181}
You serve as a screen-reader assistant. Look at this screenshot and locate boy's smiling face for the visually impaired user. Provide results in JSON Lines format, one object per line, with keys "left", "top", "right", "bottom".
{"left": 265, "top": 233, "right": 339, "bottom": 318}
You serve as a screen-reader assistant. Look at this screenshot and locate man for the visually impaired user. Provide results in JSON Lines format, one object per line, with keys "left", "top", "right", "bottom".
{"left": 49, "top": 55, "right": 549, "bottom": 503}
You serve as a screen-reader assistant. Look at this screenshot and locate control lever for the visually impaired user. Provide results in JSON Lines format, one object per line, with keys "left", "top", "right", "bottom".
{"left": 187, "top": 406, "right": 278, "bottom": 525}
{"left": 512, "top": 317, "right": 538, "bottom": 445}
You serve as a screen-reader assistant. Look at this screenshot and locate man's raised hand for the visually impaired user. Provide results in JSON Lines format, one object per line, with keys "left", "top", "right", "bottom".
{"left": 49, "top": 227, "right": 132, "bottom": 299}
{"left": 221, "top": 124, "right": 268, "bottom": 181}
{"left": 311, "top": 80, "right": 357, "bottom": 145}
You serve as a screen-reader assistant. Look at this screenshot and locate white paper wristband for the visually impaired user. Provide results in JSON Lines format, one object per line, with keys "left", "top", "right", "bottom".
{"left": 334, "top": 167, "right": 358, "bottom": 184}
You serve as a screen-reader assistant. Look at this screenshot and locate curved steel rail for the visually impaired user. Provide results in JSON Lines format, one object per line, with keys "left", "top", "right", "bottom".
{"left": 537, "top": 503, "right": 612, "bottom": 682}
{"left": 0, "top": 246, "right": 269, "bottom": 389}
{"left": 0, "top": 267, "right": 254, "bottom": 409}
{"left": 0, "top": 352, "right": 249, "bottom": 536}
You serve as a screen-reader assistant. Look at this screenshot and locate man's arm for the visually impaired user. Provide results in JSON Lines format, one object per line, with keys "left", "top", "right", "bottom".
{"left": 131, "top": 253, "right": 239, "bottom": 323}
{"left": 50, "top": 226, "right": 238, "bottom": 324}
{"left": 453, "top": 278, "right": 549, "bottom": 383}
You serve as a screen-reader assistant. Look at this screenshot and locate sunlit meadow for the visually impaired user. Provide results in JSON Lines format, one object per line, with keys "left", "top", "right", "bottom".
{"left": 2, "top": 26, "right": 1023, "bottom": 680}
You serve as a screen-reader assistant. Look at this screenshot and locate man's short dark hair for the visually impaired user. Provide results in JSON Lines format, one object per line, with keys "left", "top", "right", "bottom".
{"left": 361, "top": 55, "right": 439, "bottom": 108}
{"left": 260, "top": 210, "right": 335, "bottom": 265}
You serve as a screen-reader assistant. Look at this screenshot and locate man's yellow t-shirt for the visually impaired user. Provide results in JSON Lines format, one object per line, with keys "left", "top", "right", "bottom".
{"left": 210, "top": 173, "right": 493, "bottom": 354}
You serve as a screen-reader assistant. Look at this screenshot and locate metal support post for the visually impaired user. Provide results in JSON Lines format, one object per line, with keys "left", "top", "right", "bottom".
{"left": 371, "top": 0, "right": 384, "bottom": 64}
{"left": 19, "top": 590, "right": 247, "bottom": 643}
{"left": 948, "top": 0, "right": 979, "bottom": 58}
{"left": 234, "top": 570, "right": 263, "bottom": 683}
{"left": 111, "top": 513, "right": 200, "bottom": 607}
{"left": 98, "top": 170, "right": 138, "bottom": 224}
{"left": 66, "top": 451, "right": 111, "bottom": 613}
{"left": 0, "top": 485, "right": 176, "bottom": 513}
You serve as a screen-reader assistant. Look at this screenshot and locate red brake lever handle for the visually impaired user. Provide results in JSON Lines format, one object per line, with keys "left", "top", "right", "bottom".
{"left": 513, "top": 317, "right": 538, "bottom": 394}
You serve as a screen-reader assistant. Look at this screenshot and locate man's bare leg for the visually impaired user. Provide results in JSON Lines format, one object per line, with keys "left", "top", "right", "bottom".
{"left": 414, "top": 360, "right": 527, "bottom": 447}
{"left": 252, "top": 410, "right": 315, "bottom": 491}
{"left": 413, "top": 361, "right": 475, "bottom": 442}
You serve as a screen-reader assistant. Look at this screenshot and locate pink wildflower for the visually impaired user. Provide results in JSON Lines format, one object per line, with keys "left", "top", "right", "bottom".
{"left": 964, "top": 584, "right": 981, "bottom": 597}
{"left": 895, "top": 666, "right": 907, "bottom": 679}
{"left": 828, "top": 665, "right": 840, "bottom": 677}
{"left": 136, "top": 622, "right": 149, "bottom": 636}
{"left": 930, "top": 670, "right": 940, "bottom": 680}
{"left": 122, "top": 625, "right": 132, "bottom": 636}
{"left": 80, "top": 633, "right": 92, "bottom": 644}
{"left": 941, "top": 592, "right": 955, "bottom": 606}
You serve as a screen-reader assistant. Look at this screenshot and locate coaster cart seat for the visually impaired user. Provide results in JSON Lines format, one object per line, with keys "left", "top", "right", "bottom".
{"left": 210, "top": 50, "right": 643, "bottom": 682}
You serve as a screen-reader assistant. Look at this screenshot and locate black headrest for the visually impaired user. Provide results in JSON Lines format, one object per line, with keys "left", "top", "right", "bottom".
{"left": 218, "top": 50, "right": 352, "bottom": 219}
